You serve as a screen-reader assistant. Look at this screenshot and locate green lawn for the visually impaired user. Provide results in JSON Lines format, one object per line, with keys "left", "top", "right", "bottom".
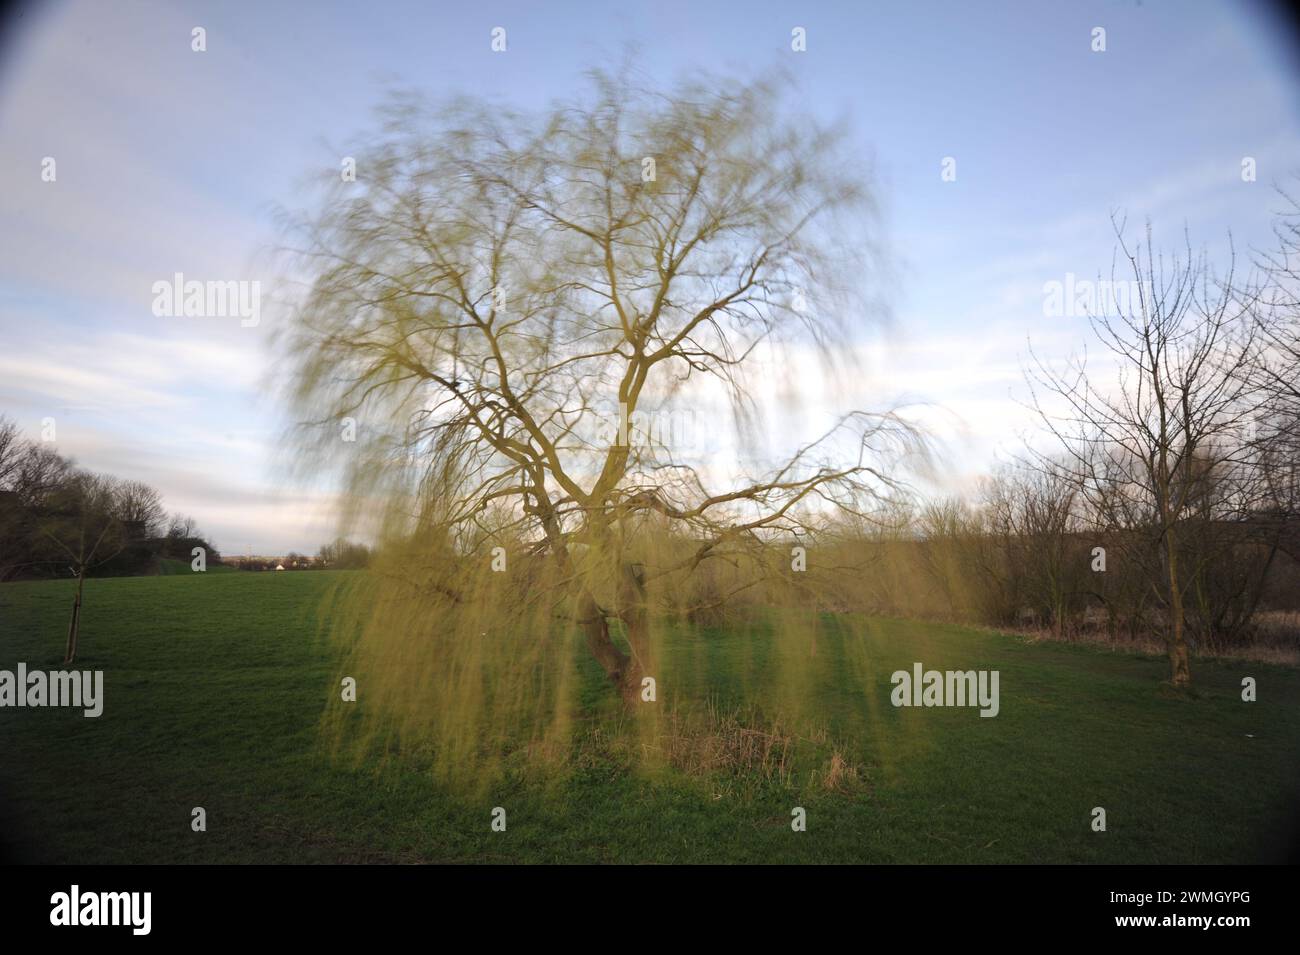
{"left": 1, "top": 570, "right": 1297, "bottom": 863}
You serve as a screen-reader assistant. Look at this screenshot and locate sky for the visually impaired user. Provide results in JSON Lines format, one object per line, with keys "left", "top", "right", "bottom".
{"left": 1, "top": 0, "right": 1298, "bottom": 555}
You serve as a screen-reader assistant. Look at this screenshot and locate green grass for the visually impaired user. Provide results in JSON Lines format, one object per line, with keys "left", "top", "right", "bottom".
{"left": 156, "top": 557, "right": 238, "bottom": 575}
{"left": 1, "top": 570, "right": 1297, "bottom": 863}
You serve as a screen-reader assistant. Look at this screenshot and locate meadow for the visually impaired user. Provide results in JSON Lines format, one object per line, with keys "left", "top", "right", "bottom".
{"left": 0, "top": 570, "right": 1297, "bottom": 864}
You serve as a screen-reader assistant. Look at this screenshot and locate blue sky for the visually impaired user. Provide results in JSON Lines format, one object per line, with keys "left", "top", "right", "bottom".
{"left": 1, "top": 0, "right": 1297, "bottom": 553}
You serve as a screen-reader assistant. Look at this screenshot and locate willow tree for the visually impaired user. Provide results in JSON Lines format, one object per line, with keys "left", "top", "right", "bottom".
{"left": 280, "top": 68, "right": 916, "bottom": 743}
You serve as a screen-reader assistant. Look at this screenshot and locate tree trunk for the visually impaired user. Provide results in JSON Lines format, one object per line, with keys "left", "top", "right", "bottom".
{"left": 572, "top": 569, "right": 653, "bottom": 707}
{"left": 1164, "top": 537, "right": 1191, "bottom": 687}
{"left": 537, "top": 507, "right": 633, "bottom": 698}
{"left": 578, "top": 590, "right": 630, "bottom": 692}
{"left": 1167, "top": 627, "right": 1191, "bottom": 686}
{"left": 64, "top": 570, "right": 84, "bottom": 664}
{"left": 616, "top": 562, "right": 653, "bottom": 704}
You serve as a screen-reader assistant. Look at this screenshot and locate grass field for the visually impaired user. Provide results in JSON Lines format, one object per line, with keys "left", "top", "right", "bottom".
{"left": 1, "top": 570, "right": 1298, "bottom": 864}
{"left": 155, "top": 557, "right": 238, "bottom": 575}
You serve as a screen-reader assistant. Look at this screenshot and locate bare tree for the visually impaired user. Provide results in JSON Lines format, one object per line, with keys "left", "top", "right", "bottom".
{"left": 0, "top": 416, "right": 22, "bottom": 490}
{"left": 0, "top": 420, "right": 72, "bottom": 581}
{"left": 1252, "top": 184, "right": 1300, "bottom": 428}
{"left": 166, "top": 514, "right": 199, "bottom": 540}
{"left": 916, "top": 498, "right": 976, "bottom": 620}
{"left": 38, "top": 472, "right": 127, "bottom": 663}
{"left": 111, "top": 479, "right": 166, "bottom": 541}
{"left": 1028, "top": 221, "right": 1262, "bottom": 686}
{"left": 0, "top": 416, "right": 28, "bottom": 580}
{"left": 1248, "top": 183, "right": 1300, "bottom": 540}
{"left": 987, "top": 464, "right": 1084, "bottom": 637}
{"left": 281, "top": 69, "right": 920, "bottom": 703}
{"left": 8, "top": 441, "right": 70, "bottom": 509}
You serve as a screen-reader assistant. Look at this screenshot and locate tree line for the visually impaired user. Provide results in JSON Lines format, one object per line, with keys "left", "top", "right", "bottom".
{"left": 226, "top": 539, "right": 373, "bottom": 572}
{"left": 0, "top": 415, "right": 222, "bottom": 588}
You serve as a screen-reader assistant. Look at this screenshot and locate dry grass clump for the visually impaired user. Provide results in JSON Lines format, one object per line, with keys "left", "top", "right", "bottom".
{"left": 641, "top": 701, "right": 866, "bottom": 794}
{"left": 1006, "top": 613, "right": 1300, "bottom": 666}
